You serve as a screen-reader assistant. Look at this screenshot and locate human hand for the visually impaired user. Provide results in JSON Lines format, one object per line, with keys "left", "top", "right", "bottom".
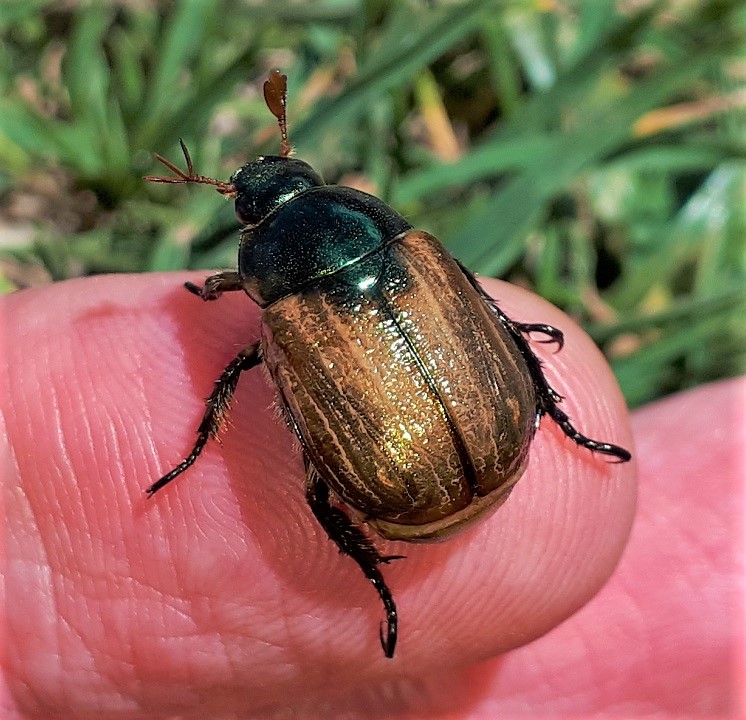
{"left": 3, "top": 273, "right": 730, "bottom": 717}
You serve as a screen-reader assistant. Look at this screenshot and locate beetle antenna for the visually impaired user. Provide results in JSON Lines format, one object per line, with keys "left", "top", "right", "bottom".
{"left": 263, "top": 70, "right": 292, "bottom": 158}
{"left": 144, "top": 139, "right": 237, "bottom": 197}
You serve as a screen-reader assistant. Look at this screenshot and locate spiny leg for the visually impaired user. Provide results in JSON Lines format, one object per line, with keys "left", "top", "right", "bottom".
{"left": 492, "top": 304, "right": 631, "bottom": 461}
{"left": 539, "top": 400, "right": 631, "bottom": 461}
{"left": 456, "top": 261, "right": 630, "bottom": 462}
{"left": 146, "top": 342, "right": 262, "bottom": 496}
{"left": 184, "top": 271, "right": 245, "bottom": 301}
{"left": 305, "top": 467, "right": 403, "bottom": 658}
{"left": 498, "top": 305, "right": 630, "bottom": 461}
{"left": 511, "top": 322, "right": 564, "bottom": 352}
{"left": 455, "top": 260, "right": 565, "bottom": 351}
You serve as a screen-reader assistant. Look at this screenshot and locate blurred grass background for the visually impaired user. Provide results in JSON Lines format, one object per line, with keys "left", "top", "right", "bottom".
{"left": 0, "top": 0, "right": 744, "bottom": 408}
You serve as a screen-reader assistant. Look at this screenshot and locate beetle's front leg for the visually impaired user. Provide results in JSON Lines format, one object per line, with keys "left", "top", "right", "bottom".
{"left": 185, "top": 271, "right": 245, "bottom": 301}
{"left": 146, "top": 342, "right": 262, "bottom": 496}
{"left": 305, "top": 467, "right": 403, "bottom": 658}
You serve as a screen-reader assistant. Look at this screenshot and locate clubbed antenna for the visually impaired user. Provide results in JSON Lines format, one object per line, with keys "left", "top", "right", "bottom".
{"left": 263, "top": 70, "right": 292, "bottom": 157}
{"left": 143, "top": 138, "right": 237, "bottom": 196}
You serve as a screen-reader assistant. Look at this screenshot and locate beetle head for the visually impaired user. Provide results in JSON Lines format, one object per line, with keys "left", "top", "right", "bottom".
{"left": 229, "top": 156, "right": 323, "bottom": 228}
{"left": 144, "top": 71, "right": 325, "bottom": 228}
{"left": 229, "top": 70, "right": 324, "bottom": 227}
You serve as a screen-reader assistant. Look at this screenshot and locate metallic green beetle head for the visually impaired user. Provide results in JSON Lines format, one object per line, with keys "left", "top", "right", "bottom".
{"left": 230, "top": 156, "right": 324, "bottom": 228}
{"left": 143, "top": 71, "right": 324, "bottom": 231}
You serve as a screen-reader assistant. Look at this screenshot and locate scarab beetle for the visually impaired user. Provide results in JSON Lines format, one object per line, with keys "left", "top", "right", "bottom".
{"left": 144, "top": 70, "right": 631, "bottom": 658}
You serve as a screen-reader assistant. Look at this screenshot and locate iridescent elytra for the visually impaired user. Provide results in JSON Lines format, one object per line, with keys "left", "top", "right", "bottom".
{"left": 143, "top": 70, "right": 631, "bottom": 658}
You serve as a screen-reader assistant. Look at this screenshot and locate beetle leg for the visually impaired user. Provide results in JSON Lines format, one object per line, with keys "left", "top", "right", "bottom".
{"left": 511, "top": 322, "right": 564, "bottom": 352}
{"left": 497, "top": 310, "right": 631, "bottom": 462}
{"left": 185, "top": 271, "right": 245, "bottom": 301}
{"left": 305, "top": 467, "right": 400, "bottom": 658}
{"left": 490, "top": 306, "right": 631, "bottom": 461}
{"left": 539, "top": 401, "right": 631, "bottom": 462}
{"left": 455, "top": 261, "right": 630, "bottom": 463}
{"left": 146, "top": 342, "right": 262, "bottom": 496}
{"left": 454, "top": 262, "right": 565, "bottom": 351}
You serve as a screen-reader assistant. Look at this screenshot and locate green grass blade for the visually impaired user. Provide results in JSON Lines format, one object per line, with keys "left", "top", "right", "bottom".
{"left": 293, "top": 0, "right": 494, "bottom": 148}
{"left": 63, "top": 4, "right": 113, "bottom": 174}
{"left": 140, "top": 0, "right": 218, "bottom": 142}
{"left": 450, "top": 54, "right": 730, "bottom": 274}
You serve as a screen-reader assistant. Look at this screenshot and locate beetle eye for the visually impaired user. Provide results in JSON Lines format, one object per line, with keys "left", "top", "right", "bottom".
{"left": 235, "top": 205, "right": 250, "bottom": 225}
{"left": 234, "top": 197, "right": 255, "bottom": 226}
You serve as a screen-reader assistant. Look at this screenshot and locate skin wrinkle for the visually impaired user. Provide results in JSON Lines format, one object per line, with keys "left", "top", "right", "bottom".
{"left": 196, "top": 487, "right": 247, "bottom": 559}
{"left": 7, "top": 365, "right": 70, "bottom": 708}
{"left": 53, "top": 592, "right": 93, "bottom": 709}
{"left": 570, "top": 619, "right": 628, "bottom": 702}
{"left": 32, "top": 384, "right": 73, "bottom": 523}
{"left": 90, "top": 409, "right": 134, "bottom": 559}
{"left": 548, "top": 459, "right": 613, "bottom": 597}
{"left": 190, "top": 468, "right": 239, "bottom": 551}
{"left": 606, "top": 589, "right": 653, "bottom": 691}
{"left": 473, "top": 381, "right": 740, "bottom": 716}
{"left": 47, "top": 336, "right": 88, "bottom": 475}
{"left": 57, "top": 585, "right": 125, "bottom": 697}
{"left": 185, "top": 632, "right": 231, "bottom": 703}
{"left": 140, "top": 516, "right": 186, "bottom": 628}
{"left": 98, "top": 341, "right": 158, "bottom": 517}
{"left": 125, "top": 510, "right": 171, "bottom": 610}
{"left": 519, "top": 533, "right": 569, "bottom": 622}
{"left": 485, "top": 416, "right": 623, "bottom": 653}
{"left": 74, "top": 584, "right": 145, "bottom": 693}
{"left": 541, "top": 646, "right": 600, "bottom": 711}
{"left": 98, "top": 404, "right": 129, "bottom": 508}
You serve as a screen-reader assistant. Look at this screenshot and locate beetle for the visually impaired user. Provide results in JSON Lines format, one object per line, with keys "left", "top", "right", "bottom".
{"left": 144, "top": 70, "right": 631, "bottom": 658}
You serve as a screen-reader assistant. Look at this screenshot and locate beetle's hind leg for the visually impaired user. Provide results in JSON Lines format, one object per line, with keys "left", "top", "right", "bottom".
{"left": 185, "top": 271, "right": 245, "bottom": 301}
{"left": 305, "top": 467, "right": 403, "bottom": 658}
{"left": 538, "top": 396, "right": 631, "bottom": 462}
{"left": 455, "top": 260, "right": 630, "bottom": 463}
{"left": 511, "top": 322, "right": 564, "bottom": 352}
{"left": 146, "top": 342, "right": 262, "bottom": 496}
{"left": 497, "top": 309, "right": 631, "bottom": 462}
